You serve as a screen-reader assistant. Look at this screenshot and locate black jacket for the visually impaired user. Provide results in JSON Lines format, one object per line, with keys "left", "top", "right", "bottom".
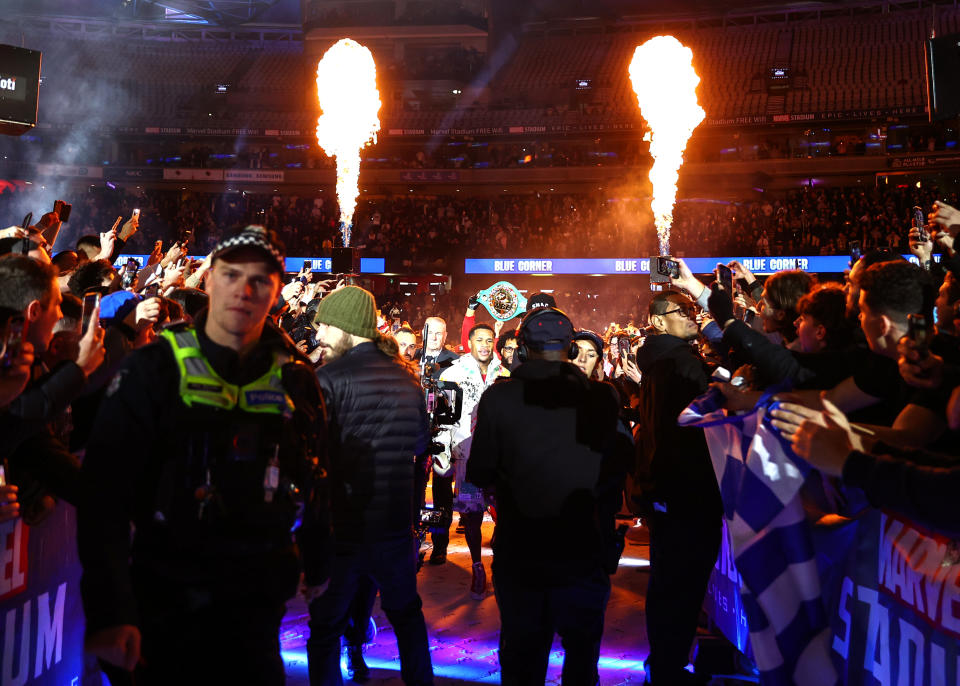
{"left": 8, "top": 359, "right": 86, "bottom": 423}
{"left": 720, "top": 320, "right": 854, "bottom": 391}
{"left": 1, "top": 361, "right": 85, "bottom": 516}
{"left": 78, "top": 317, "right": 328, "bottom": 634}
{"left": 844, "top": 442, "right": 960, "bottom": 537}
{"left": 316, "top": 341, "right": 430, "bottom": 547}
{"left": 467, "top": 359, "right": 632, "bottom": 578}
{"left": 634, "top": 334, "right": 722, "bottom": 517}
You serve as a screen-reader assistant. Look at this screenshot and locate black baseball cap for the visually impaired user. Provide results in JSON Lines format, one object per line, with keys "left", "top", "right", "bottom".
{"left": 573, "top": 329, "right": 604, "bottom": 355}
{"left": 212, "top": 225, "right": 286, "bottom": 274}
{"left": 527, "top": 292, "right": 557, "bottom": 311}
{"left": 519, "top": 307, "right": 574, "bottom": 351}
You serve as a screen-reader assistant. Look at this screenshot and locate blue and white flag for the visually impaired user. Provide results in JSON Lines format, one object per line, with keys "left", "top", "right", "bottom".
{"left": 680, "top": 391, "right": 838, "bottom": 686}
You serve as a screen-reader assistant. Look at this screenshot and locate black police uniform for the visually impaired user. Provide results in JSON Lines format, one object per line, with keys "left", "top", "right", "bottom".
{"left": 78, "top": 313, "right": 329, "bottom": 685}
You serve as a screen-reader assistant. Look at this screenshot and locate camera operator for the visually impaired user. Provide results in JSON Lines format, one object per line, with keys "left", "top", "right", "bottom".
{"left": 306, "top": 285, "right": 433, "bottom": 686}
{"left": 78, "top": 226, "right": 329, "bottom": 684}
{"left": 466, "top": 307, "right": 631, "bottom": 685}
{"left": 433, "top": 323, "right": 508, "bottom": 596}
{"left": 416, "top": 316, "right": 457, "bottom": 375}
{"left": 634, "top": 290, "right": 721, "bottom": 686}
{"left": 414, "top": 316, "right": 458, "bottom": 561}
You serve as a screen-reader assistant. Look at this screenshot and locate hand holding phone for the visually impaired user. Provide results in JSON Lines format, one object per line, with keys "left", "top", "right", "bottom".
{"left": 650, "top": 256, "right": 681, "bottom": 291}
{"left": 0, "top": 312, "right": 26, "bottom": 398}
{"left": 77, "top": 298, "right": 106, "bottom": 376}
{"left": 907, "top": 314, "right": 930, "bottom": 358}
{"left": 717, "top": 263, "right": 733, "bottom": 293}
{"left": 82, "top": 292, "right": 101, "bottom": 335}
{"left": 54, "top": 199, "right": 72, "bottom": 223}
{"left": 849, "top": 240, "right": 862, "bottom": 264}
{"left": 1, "top": 316, "right": 27, "bottom": 370}
{"left": 617, "top": 337, "right": 631, "bottom": 367}
{"left": 913, "top": 206, "right": 930, "bottom": 243}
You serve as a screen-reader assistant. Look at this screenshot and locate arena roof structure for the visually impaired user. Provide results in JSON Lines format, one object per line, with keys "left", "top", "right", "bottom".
{"left": 5, "top": 0, "right": 300, "bottom": 27}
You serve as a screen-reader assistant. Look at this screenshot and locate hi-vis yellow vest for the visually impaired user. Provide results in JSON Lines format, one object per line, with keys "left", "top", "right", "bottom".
{"left": 161, "top": 329, "right": 294, "bottom": 414}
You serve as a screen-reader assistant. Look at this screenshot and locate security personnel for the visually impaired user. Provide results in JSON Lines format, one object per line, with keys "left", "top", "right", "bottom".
{"left": 467, "top": 307, "right": 632, "bottom": 685}
{"left": 78, "top": 225, "right": 329, "bottom": 685}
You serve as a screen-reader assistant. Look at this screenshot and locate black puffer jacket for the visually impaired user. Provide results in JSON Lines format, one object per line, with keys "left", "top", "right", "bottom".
{"left": 633, "top": 333, "right": 722, "bottom": 517}
{"left": 316, "top": 341, "right": 430, "bottom": 546}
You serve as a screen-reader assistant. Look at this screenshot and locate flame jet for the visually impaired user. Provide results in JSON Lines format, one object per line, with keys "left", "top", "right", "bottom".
{"left": 315, "top": 38, "right": 381, "bottom": 247}
{"left": 629, "top": 36, "right": 705, "bottom": 255}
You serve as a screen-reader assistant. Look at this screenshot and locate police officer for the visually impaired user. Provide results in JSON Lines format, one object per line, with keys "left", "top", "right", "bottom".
{"left": 78, "top": 225, "right": 329, "bottom": 685}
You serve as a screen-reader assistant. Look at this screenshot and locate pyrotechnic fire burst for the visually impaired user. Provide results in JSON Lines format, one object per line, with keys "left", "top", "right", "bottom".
{"left": 629, "top": 36, "right": 705, "bottom": 255}
{"left": 315, "top": 38, "right": 381, "bottom": 247}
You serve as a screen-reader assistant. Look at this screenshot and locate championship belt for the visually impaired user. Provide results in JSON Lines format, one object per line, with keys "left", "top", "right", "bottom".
{"left": 476, "top": 281, "right": 528, "bottom": 322}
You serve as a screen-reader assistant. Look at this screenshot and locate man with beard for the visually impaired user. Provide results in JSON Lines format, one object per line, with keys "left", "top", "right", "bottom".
{"left": 496, "top": 329, "right": 520, "bottom": 370}
{"left": 434, "top": 323, "right": 508, "bottom": 596}
{"left": 306, "top": 285, "right": 434, "bottom": 686}
{"left": 395, "top": 326, "right": 418, "bottom": 362}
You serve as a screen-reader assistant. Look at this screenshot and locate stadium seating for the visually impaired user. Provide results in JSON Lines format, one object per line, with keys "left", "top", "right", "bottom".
{"left": 1, "top": 5, "right": 955, "bottom": 129}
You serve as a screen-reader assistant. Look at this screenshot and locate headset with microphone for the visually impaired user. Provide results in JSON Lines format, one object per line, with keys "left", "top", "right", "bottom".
{"left": 515, "top": 306, "right": 579, "bottom": 363}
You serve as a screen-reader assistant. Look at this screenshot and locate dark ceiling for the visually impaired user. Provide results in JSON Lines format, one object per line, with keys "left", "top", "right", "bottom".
{"left": 6, "top": 0, "right": 942, "bottom": 27}
{"left": 509, "top": 0, "right": 874, "bottom": 21}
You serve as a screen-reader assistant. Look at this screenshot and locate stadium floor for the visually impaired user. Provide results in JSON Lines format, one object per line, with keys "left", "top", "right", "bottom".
{"left": 280, "top": 514, "right": 654, "bottom": 685}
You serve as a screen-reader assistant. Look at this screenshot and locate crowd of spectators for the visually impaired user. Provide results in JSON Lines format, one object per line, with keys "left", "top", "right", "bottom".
{"left": 670, "top": 185, "right": 959, "bottom": 257}
{"left": 3, "top": 184, "right": 949, "bottom": 279}
{"left": 5, "top": 120, "right": 960, "bottom": 175}
{"left": 2, "top": 170, "right": 960, "bottom": 684}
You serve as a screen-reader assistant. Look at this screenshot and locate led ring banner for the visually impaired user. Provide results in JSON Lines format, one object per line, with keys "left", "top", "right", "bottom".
{"left": 476, "top": 281, "right": 527, "bottom": 321}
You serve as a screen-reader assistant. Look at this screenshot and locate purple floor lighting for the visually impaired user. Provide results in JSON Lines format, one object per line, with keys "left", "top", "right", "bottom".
{"left": 281, "top": 515, "right": 654, "bottom": 684}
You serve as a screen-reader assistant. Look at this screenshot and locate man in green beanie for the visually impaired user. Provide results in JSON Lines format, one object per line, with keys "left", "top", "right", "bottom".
{"left": 305, "top": 285, "right": 434, "bottom": 686}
